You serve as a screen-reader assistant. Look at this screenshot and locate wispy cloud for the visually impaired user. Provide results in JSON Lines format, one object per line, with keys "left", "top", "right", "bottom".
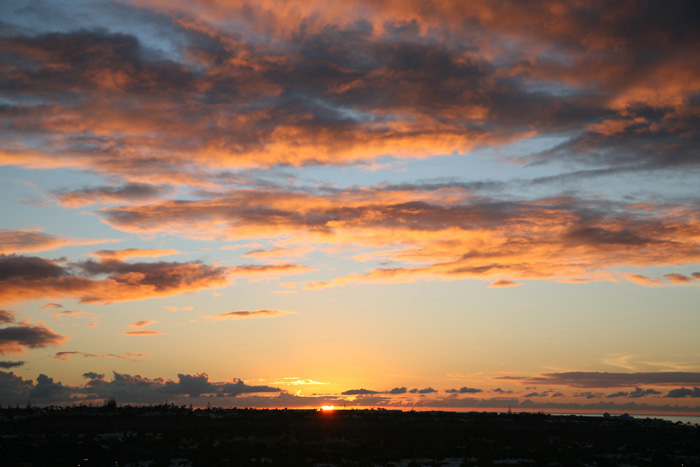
{"left": 496, "top": 372, "right": 700, "bottom": 388}
{"left": 128, "top": 320, "right": 157, "bottom": 328}
{"left": 91, "top": 249, "right": 180, "bottom": 260}
{"left": 123, "top": 330, "right": 164, "bottom": 336}
{"left": 0, "top": 229, "right": 113, "bottom": 255}
{"left": 54, "top": 351, "right": 147, "bottom": 361}
{"left": 198, "top": 309, "right": 295, "bottom": 322}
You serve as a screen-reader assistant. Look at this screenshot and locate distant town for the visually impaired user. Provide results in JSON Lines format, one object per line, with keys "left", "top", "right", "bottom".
{"left": 1, "top": 402, "right": 699, "bottom": 466}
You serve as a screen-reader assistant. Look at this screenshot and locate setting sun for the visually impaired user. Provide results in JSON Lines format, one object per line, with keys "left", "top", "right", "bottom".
{"left": 321, "top": 406, "right": 335, "bottom": 412}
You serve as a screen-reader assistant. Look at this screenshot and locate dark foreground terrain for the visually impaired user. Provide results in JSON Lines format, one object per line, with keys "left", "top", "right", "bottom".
{"left": 1, "top": 404, "right": 698, "bottom": 466}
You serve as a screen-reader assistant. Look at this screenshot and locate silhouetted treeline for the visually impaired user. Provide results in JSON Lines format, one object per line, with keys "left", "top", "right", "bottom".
{"left": 1, "top": 405, "right": 699, "bottom": 466}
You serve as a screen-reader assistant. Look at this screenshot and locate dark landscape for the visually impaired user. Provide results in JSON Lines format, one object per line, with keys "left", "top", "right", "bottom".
{"left": 1, "top": 404, "right": 698, "bottom": 467}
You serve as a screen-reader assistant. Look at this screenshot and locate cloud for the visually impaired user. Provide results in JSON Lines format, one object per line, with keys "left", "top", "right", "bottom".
{"left": 49, "top": 310, "right": 98, "bottom": 327}
{"left": 624, "top": 273, "right": 665, "bottom": 286}
{"left": 663, "top": 273, "right": 699, "bottom": 284}
{"left": 388, "top": 387, "right": 407, "bottom": 394}
{"left": 624, "top": 272, "right": 700, "bottom": 286}
{"left": 83, "top": 372, "right": 104, "bottom": 380}
{"left": 1, "top": 0, "right": 698, "bottom": 188}
{"left": 54, "top": 351, "right": 147, "bottom": 361}
{"left": 0, "top": 361, "right": 24, "bottom": 369}
{"left": 220, "top": 378, "right": 281, "bottom": 397}
{"left": 0, "top": 368, "right": 699, "bottom": 411}
{"left": 0, "top": 371, "right": 283, "bottom": 405}
{"left": 92, "top": 249, "right": 180, "bottom": 260}
{"left": 53, "top": 184, "right": 171, "bottom": 207}
{"left": 409, "top": 387, "right": 437, "bottom": 394}
{"left": 574, "top": 391, "right": 605, "bottom": 400}
{"left": 128, "top": 320, "right": 157, "bottom": 328}
{"left": 488, "top": 279, "right": 522, "bottom": 288}
{"left": 0, "top": 310, "right": 15, "bottom": 324}
{"left": 29, "top": 374, "right": 72, "bottom": 401}
{"left": 0, "top": 371, "right": 34, "bottom": 402}
{"left": 199, "top": 309, "right": 295, "bottom": 321}
{"left": 607, "top": 388, "right": 661, "bottom": 399}
{"left": 124, "top": 330, "right": 163, "bottom": 336}
{"left": 100, "top": 188, "right": 700, "bottom": 288}
{"left": 39, "top": 303, "right": 63, "bottom": 309}
{"left": 497, "top": 372, "right": 700, "bottom": 388}
{"left": 665, "top": 387, "right": 700, "bottom": 398}
{"left": 228, "top": 264, "right": 314, "bottom": 278}
{"left": 164, "top": 305, "right": 194, "bottom": 312}
{"left": 0, "top": 229, "right": 110, "bottom": 255}
{"left": 0, "top": 255, "right": 231, "bottom": 305}
{"left": 341, "top": 388, "right": 380, "bottom": 395}
{"left": 445, "top": 387, "right": 482, "bottom": 394}
{"left": 0, "top": 322, "right": 68, "bottom": 354}
{"left": 272, "top": 378, "right": 328, "bottom": 386}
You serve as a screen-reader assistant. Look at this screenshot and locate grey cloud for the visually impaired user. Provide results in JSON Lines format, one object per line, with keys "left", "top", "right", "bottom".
{"left": 0, "top": 255, "right": 66, "bottom": 281}
{"left": 445, "top": 387, "right": 482, "bottom": 394}
{"left": 0, "top": 310, "right": 15, "bottom": 323}
{"left": 220, "top": 379, "right": 281, "bottom": 397}
{"left": 388, "top": 387, "right": 407, "bottom": 394}
{"left": 665, "top": 387, "right": 700, "bottom": 398}
{"left": 574, "top": 392, "right": 605, "bottom": 400}
{"left": 607, "top": 388, "right": 662, "bottom": 399}
{"left": 53, "top": 184, "right": 171, "bottom": 207}
{"left": 163, "top": 373, "right": 213, "bottom": 398}
{"left": 0, "top": 323, "right": 67, "bottom": 354}
{"left": 83, "top": 372, "right": 104, "bottom": 380}
{"left": 0, "top": 371, "right": 33, "bottom": 403}
{"left": 29, "top": 374, "right": 71, "bottom": 401}
{"left": 341, "top": 388, "right": 380, "bottom": 396}
{"left": 84, "top": 372, "right": 281, "bottom": 403}
{"left": 0, "top": 361, "right": 24, "bottom": 369}
{"left": 497, "top": 372, "right": 700, "bottom": 388}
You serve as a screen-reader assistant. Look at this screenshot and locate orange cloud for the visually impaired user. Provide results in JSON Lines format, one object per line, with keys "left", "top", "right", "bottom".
{"left": 0, "top": 229, "right": 114, "bottom": 255}
{"left": 488, "top": 279, "right": 522, "bottom": 288}
{"left": 98, "top": 188, "right": 700, "bottom": 288}
{"left": 0, "top": 255, "right": 232, "bottom": 305}
{"left": 128, "top": 320, "right": 157, "bottom": 328}
{"left": 664, "top": 273, "right": 698, "bottom": 284}
{"left": 54, "top": 351, "right": 148, "bottom": 361}
{"left": 92, "top": 248, "right": 180, "bottom": 260}
{"left": 199, "top": 309, "right": 295, "bottom": 321}
{"left": 124, "top": 330, "right": 164, "bottom": 336}
{"left": 0, "top": 322, "right": 68, "bottom": 354}
{"left": 5, "top": 1, "right": 696, "bottom": 180}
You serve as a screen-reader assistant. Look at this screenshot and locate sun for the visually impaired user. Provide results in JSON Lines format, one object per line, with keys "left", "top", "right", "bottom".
{"left": 321, "top": 405, "right": 335, "bottom": 411}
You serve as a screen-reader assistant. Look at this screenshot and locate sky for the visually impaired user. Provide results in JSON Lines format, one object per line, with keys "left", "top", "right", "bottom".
{"left": 1, "top": 0, "right": 699, "bottom": 413}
